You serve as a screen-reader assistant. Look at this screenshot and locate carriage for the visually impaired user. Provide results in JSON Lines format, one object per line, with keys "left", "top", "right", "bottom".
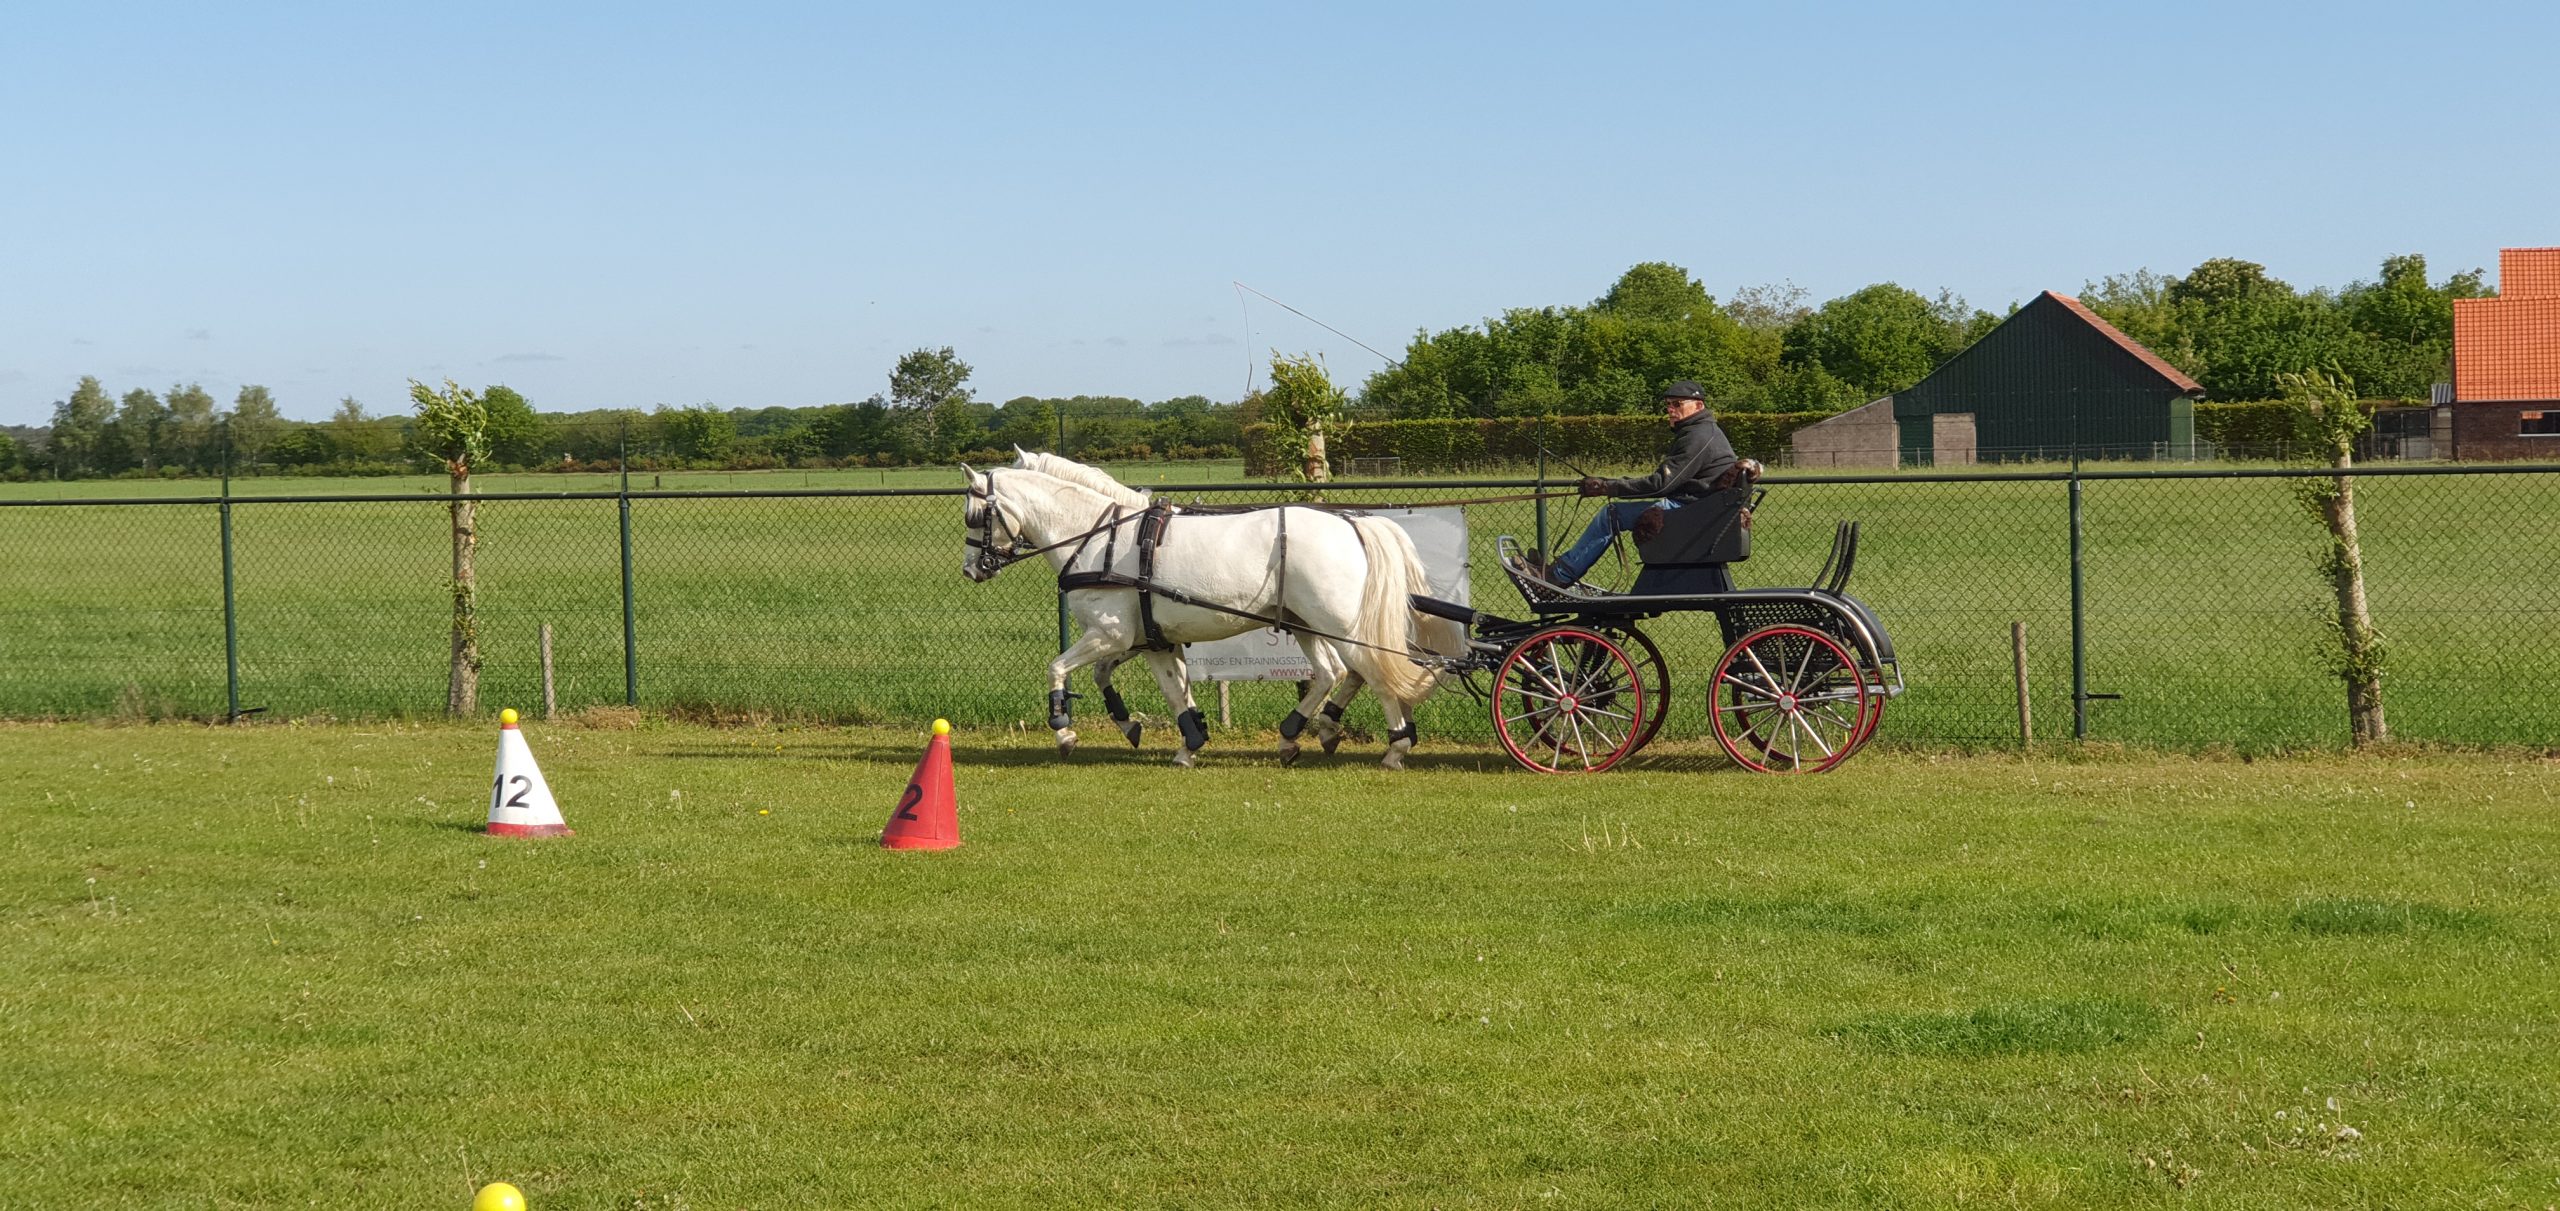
{"left": 1411, "top": 484, "right": 1902, "bottom": 775}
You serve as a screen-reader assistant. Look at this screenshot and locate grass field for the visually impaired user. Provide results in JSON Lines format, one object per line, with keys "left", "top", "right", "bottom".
{"left": 4, "top": 461, "right": 2557, "bottom": 748}
{"left": 6, "top": 719, "right": 2558, "bottom": 1207}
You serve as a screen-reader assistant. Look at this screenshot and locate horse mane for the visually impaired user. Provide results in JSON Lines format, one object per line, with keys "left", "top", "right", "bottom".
{"left": 1011, "top": 449, "right": 1151, "bottom": 509}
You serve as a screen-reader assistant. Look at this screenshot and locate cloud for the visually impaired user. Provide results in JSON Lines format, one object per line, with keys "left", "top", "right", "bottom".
{"left": 71, "top": 337, "right": 94, "bottom": 346}
{"left": 737, "top": 343, "right": 759, "bottom": 351}
{"left": 1163, "top": 333, "right": 1238, "bottom": 348}
{"left": 494, "top": 352, "right": 565, "bottom": 363}
{"left": 0, "top": 369, "right": 26, "bottom": 385}
{"left": 976, "top": 325, "right": 998, "bottom": 335}
{"left": 1103, "top": 336, "right": 1130, "bottom": 348}
{"left": 187, "top": 328, "right": 212, "bottom": 340}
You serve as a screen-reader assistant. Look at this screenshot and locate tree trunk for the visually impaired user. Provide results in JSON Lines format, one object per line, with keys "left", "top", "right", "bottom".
{"left": 448, "top": 469, "right": 480, "bottom": 715}
{"left": 1303, "top": 425, "right": 1329, "bottom": 482}
{"left": 2323, "top": 454, "right": 2385, "bottom": 745}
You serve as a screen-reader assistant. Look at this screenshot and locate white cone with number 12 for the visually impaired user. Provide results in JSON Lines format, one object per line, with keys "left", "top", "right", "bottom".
{"left": 488, "top": 709, "right": 570, "bottom": 837}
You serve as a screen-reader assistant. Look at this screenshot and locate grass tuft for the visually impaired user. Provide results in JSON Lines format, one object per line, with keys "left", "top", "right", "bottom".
{"left": 2288, "top": 897, "right": 2492, "bottom": 935}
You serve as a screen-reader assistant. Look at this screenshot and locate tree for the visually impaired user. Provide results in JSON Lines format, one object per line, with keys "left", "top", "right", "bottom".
{"left": 2281, "top": 368, "right": 2385, "bottom": 746}
{"left": 655, "top": 404, "right": 736, "bottom": 462}
{"left": 888, "top": 346, "right": 975, "bottom": 461}
{"left": 47, "top": 376, "right": 116, "bottom": 478}
{"left": 2337, "top": 253, "right": 2489, "bottom": 400}
{"left": 410, "top": 379, "right": 491, "bottom": 716}
{"left": 1262, "top": 352, "right": 1349, "bottom": 483}
{"left": 1594, "top": 261, "right": 1717, "bottom": 323}
{"left": 329, "top": 396, "right": 394, "bottom": 463}
{"left": 229, "top": 385, "right": 282, "bottom": 470}
{"left": 116, "top": 388, "right": 170, "bottom": 472}
{"left": 165, "top": 383, "right": 219, "bottom": 472}
{"left": 1781, "top": 283, "right": 1988, "bottom": 399}
{"left": 480, "top": 385, "right": 551, "bottom": 466}
{"left": 0, "top": 432, "right": 20, "bottom": 474}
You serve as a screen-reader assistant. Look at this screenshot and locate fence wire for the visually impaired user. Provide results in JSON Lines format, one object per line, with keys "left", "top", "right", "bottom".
{"left": 4, "top": 466, "right": 2555, "bottom": 750}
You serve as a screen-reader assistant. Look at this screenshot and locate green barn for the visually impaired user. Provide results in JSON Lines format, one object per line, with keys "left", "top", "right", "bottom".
{"left": 1890, "top": 290, "right": 2206, "bottom": 464}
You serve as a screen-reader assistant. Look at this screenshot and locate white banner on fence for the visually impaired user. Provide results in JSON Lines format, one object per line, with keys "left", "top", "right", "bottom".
{"left": 1184, "top": 506, "right": 1470, "bottom": 682}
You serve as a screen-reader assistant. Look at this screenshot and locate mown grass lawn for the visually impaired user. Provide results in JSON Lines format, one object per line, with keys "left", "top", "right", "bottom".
{"left": 7, "top": 719, "right": 2558, "bottom": 1208}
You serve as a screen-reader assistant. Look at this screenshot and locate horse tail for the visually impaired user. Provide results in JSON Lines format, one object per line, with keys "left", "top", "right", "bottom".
{"left": 1342, "top": 515, "right": 1457, "bottom": 707}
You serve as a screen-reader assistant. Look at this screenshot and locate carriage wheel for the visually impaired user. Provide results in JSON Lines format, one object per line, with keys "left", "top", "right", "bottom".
{"left": 1605, "top": 625, "right": 1672, "bottom": 756}
{"left": 1492, "top": 627, "right": 1647, "bottom": 774}
{"left": 1711, "top": 625, "right": 1870, "bottom": 774}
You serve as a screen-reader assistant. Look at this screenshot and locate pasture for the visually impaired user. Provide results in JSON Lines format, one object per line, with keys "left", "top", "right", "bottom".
{"left": 4, "top": 463, "right": 2556, "bottom": 749}
{"left": 6, "top": 719, "right": 2557, "bottom": 1207}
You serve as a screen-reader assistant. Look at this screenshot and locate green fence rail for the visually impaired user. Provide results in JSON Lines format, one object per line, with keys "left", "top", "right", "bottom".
{"left": 5, "top": 464, "right": 2556, "bottom": 749}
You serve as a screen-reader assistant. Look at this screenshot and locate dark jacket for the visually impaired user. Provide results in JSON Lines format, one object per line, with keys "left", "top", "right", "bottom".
{"left": 1599, "top": 412, "right": 1736, "bottom": 501}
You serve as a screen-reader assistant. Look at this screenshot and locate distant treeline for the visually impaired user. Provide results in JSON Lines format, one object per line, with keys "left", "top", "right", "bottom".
{"left": 4, "top": 254, "right": 2484, "bottom": 480}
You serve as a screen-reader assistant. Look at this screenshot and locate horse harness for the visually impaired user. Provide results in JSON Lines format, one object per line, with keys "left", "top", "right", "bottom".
{"left": 1054, "top": 500, "right": 1318, "bottom": 651}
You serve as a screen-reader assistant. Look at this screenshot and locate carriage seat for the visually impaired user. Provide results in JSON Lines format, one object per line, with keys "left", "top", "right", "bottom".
{"left": 1628, "top": 485, "right": 1751, "bottom": 596}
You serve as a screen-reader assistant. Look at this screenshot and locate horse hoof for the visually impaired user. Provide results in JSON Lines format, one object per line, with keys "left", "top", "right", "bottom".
{"left": 1171, "top": 749, "right": 1196, "bottom": 768}
{"left": 1121, "top": 722, "right": 1143, "bottom": 748}
{"left": 1278, "top": 742, "right": 1301, "bottom": 768}
{"left": 1379, "top": 751, "right": 1407, "bottom": 771}
{"left": 1320, "top": 733, "right": 1344, "bottom": 756}
{"left": 1056, "top": 729, "right": 1078, "bottom": 758}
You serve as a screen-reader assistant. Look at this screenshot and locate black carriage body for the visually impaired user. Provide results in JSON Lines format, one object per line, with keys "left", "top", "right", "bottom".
{"left": 1417, "top": 520, "right": 1903, "bottom": 773}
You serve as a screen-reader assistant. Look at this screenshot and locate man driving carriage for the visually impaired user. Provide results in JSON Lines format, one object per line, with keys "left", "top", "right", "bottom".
{"left": 1526, "top": 380, "right": 1759, "bottom": 591}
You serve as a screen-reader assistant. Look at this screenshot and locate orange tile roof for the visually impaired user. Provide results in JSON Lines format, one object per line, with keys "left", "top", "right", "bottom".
{"left": 2500, "top": 247, "right": 2560, "bottom": 299}
{"left": 2454, "top": 296, "right": 2560, "bottom": 400}
{"left": 2048, "top": 291, "right": 2206, "bottom": 394}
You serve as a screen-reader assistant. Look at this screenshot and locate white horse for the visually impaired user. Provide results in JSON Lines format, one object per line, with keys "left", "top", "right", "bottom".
{"left": 962, "top": 464, "right": 1461, "bottom": 769}
{"left": 1010, "top": 448, "right": 1397, "bottom": 757}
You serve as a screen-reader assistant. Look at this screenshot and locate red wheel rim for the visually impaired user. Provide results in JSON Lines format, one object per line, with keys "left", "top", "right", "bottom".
{"left": 1492, "top": 627, "right": 1646, "bottom": 774}
{"left": 1711, "top": 624, "right": 1870, "bottom": 774}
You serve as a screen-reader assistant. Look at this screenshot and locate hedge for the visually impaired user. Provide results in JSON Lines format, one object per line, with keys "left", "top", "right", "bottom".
{"left": 1243, "top": 413, "right": 1829, "bottom": 476}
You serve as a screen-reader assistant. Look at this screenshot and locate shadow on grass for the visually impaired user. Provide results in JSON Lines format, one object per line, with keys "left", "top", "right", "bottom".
{"left": 642, "top": 740, "right": 1743, "bottom": 775}
{"left": 1843, "top": 998, "right": 2165, "bottom": 1057}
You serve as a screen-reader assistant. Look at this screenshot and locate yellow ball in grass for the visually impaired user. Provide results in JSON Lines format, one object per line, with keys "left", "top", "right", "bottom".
{"left": 932, "top": 718, "right": 951, "bottom": 736}
{"left": 473, "top": 1182, "right": 526, "bottom": 1211}
{"left": 500, "top": 708, "right": 519, "bottom": 725}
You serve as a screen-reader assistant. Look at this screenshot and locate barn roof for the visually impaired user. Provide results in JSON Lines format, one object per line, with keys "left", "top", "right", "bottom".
{"left": 2043, "top": 291, "right": 2206, "bottom": 396}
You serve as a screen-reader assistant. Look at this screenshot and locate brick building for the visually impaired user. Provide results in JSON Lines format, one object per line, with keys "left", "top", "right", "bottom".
{"left": 2445, "top": 247, "right": 2560, "bottom": 460}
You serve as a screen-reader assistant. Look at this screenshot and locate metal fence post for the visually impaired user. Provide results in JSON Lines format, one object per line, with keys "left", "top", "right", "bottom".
{"left": 619, "top": 423, "right": 639, "bottom": 705}
{"left": 2069, "top": 470, "right": 2088, "bottom": 741}
{"left": 220, "top": 438, "right": 240, "bottom": 722}
{"left": 1535, "top": 445, "right": 1549, "bottom": 556}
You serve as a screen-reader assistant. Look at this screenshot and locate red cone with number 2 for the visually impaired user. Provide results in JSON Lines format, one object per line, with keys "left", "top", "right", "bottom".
{"left": 883, "top": 719, "right": 960, "bottom": 850}
{"left": 488, "top": 709, "right": 571, "bottom": 837}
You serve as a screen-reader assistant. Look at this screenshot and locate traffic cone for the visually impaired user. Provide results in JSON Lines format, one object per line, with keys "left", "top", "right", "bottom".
{"left": 487, "top": 709, "right": 571, "bottom": 837}
{"left": 883, "top": 719, "right": 960, "bottom": 850}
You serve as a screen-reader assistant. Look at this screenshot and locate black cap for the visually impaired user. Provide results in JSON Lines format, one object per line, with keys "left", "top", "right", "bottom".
{"left": 1659, "top": 380, "right": 1706, "bottom": 402}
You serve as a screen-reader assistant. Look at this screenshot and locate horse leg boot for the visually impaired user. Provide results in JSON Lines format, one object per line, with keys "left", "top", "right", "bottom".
{"left": 1141, "top": 650, "right": 1208, "bottom": 768}
{"left": 1313, "top": 673, "right": 1362, "bottom": 755}
{"left": 1379, "top": 701, "right": 1419, "bottom": 771}
{"left": 1095, "top": 658, "right": 1141, "bottom": 748}
{"left": 1279, "top": 645, "right": 1347, "bottom": 767}
{"left": 1047, "top": 631, "right": 1124, "bottom": 758}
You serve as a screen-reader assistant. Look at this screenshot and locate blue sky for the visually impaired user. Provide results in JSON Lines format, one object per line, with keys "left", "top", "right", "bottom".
{"left": 4, "top": 1, "right": 2554, "bottom": 425}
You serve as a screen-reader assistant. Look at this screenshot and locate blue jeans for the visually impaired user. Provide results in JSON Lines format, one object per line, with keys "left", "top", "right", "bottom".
{"left": 1551, "top": 499, "right": 1679, "bottom": 584}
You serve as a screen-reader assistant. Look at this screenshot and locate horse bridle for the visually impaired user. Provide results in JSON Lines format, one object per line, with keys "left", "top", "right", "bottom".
{"left": 962, "top": 466, "right": 1035, "bottom": 580}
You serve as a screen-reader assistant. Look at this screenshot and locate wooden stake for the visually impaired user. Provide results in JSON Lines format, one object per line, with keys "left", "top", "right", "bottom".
{"left": 1217, "top": 681, "right": 1231, "bottom": 728}
{"left": 2012, "top": 621, "right": 2031, "bottom": 747}
{"left": 540, "top": 623, "right": 557, "bottom": 721}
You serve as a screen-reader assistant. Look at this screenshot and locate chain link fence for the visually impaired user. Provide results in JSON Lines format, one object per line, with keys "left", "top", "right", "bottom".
{"left": 5, "top": 465, "right": 2555, "bottom": 749}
